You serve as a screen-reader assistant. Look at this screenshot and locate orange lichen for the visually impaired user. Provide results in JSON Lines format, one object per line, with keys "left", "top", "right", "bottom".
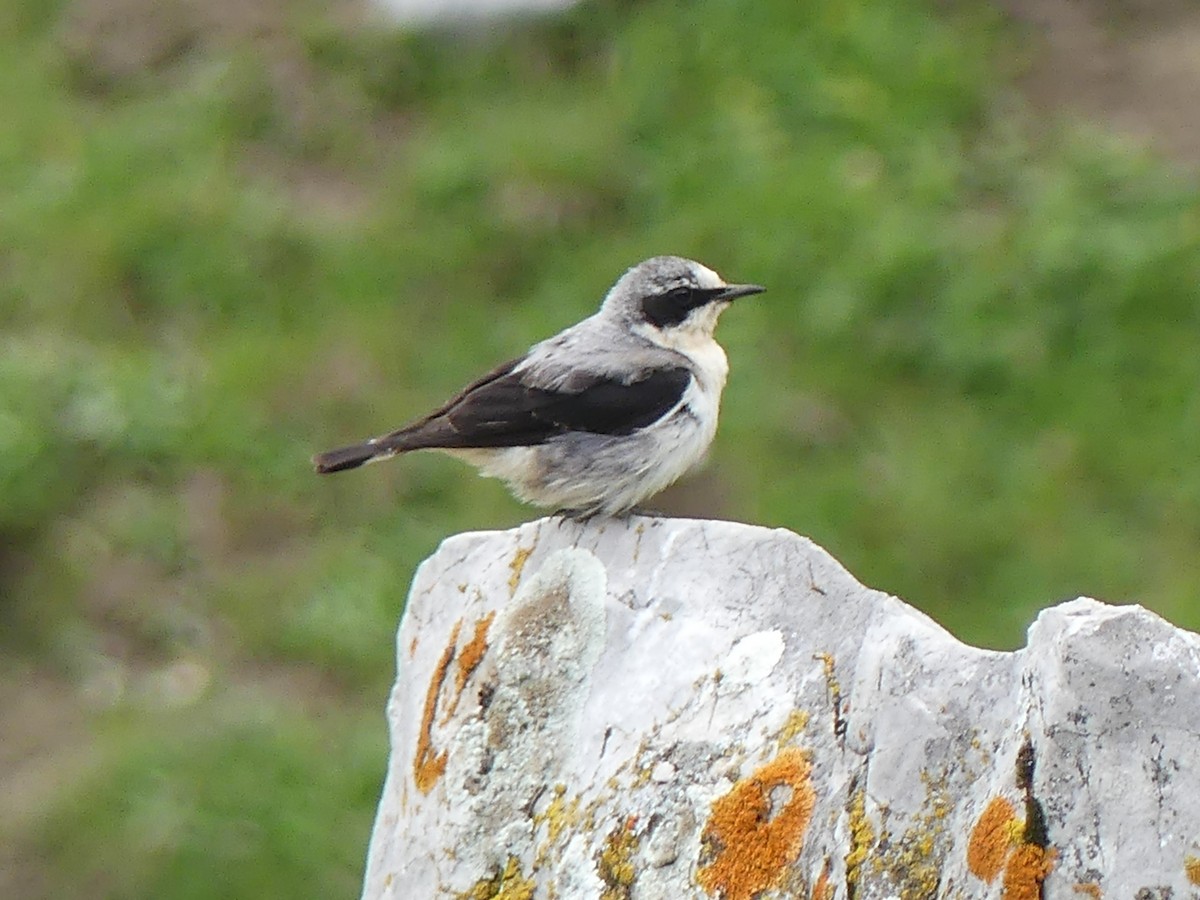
{"left": 1002, "top": 844, "right": 1055, "bottom": 900}
{"left": 456, "top": 612, "right": 495, "bottom": 693}
{"left": 967, "top": 797, "right": 1017, "bottom": 882}
{"left": 810, "top": 858, "right": 834, "bottom": 900}
{"left": 1072, "top": 883, "right": 1102, "bottom": 899}
{"left": 1187, "top": 854, "right": 1200, "bottom": 885}
{"left": 508, "top": 545, "right": 534, "bottom": 593}
{"left": 413, "top": 619, "right": 461, "bottom": 794}
{"left": 697, "top": 748, "right": 816, "bottom": 900}
{"left": 966, "top": 794, "right": 1055, "bottom": 898}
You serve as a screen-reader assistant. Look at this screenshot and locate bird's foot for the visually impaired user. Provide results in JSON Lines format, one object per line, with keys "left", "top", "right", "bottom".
{"left": 627, "top": 506, "right": 669, "bottom": 519}
{"left": 553, "top": 508, "right": 592, "bottom": 526}
{"left": 550, "top": 506, "right": 664, "bottom": 526}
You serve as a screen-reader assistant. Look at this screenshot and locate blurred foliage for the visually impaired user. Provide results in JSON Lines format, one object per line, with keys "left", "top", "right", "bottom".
{"left": 2, "top": 0, "right": 1199, "bottom": 895}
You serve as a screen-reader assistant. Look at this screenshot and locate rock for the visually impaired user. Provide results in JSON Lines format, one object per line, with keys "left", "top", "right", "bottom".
{"left": 370, "top": 0, "right": 578, "bottom": 26}
{"left": 360, "top": 517, "right": 1200, "bottom": 899}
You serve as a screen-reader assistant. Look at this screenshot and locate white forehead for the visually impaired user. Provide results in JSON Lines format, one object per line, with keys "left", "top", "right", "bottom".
{"left": 690, "top": 261, "right": 725, "bottom": 289}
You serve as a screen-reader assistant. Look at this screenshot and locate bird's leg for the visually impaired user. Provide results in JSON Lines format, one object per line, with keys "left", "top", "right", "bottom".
{"left": 553, "top": 508, "right": 589, "bottom": 528}
{"left": 554, "top": 505, "right": 611, "bottom": 526}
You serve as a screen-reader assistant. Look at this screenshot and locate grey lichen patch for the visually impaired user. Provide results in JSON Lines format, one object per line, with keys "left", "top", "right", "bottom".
{"left": 443, "top": 549, "right": 608, "bottom": 883}
{"left": 489, "top": 548, "right": 607, "bottom": 755}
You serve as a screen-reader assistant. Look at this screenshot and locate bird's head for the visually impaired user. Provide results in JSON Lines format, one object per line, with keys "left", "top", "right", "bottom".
{"left": 602, "top": 256, "right": 764, "bottom": 347}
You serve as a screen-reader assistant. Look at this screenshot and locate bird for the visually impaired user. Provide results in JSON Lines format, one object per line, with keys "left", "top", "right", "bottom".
{"left": 313, "top": 256, "right": 764, "bottom": 518}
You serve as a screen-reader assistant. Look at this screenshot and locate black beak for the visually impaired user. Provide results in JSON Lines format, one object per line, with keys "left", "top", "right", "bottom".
{"left": 714, "top": 283, "right": 766, "bottom": 302}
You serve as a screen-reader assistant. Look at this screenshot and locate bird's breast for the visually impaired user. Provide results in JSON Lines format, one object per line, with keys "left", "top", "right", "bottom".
{"left": 652, "top": 331, "right": 727, "bottom": 394}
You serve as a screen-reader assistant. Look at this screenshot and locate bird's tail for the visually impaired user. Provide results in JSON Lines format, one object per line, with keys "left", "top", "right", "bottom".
{"left": 313, "top": 438, "right": 401, "bottom": 474}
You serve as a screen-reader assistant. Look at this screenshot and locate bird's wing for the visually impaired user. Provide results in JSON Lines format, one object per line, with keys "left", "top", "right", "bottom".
{"left": 382, "top": 360, "right": 693, "bottom": 451}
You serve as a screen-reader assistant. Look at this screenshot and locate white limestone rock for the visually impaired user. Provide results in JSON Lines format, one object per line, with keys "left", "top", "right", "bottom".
{"left": 361, "top": 517, "right": 1200, "bottom": 899}
{"left": 371, "top": 0, "right": 577, "bottom": 26}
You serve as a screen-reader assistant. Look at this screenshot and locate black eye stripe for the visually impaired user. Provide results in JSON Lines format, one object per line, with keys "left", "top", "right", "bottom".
{"left": 641, "top": 286, "right": 720, "bottom": 328}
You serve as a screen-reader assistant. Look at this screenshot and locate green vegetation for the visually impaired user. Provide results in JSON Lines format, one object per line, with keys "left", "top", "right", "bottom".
{"left": 2, "top": 0, "right": 1198, "bottom": 895}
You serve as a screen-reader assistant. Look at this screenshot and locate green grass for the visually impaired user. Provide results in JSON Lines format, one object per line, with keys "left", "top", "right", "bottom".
{"left": 34, "top": 701, "right": 381, "bottom": 900}
{"left": 3, "top": 0, "right": 1200, "bottom": 895}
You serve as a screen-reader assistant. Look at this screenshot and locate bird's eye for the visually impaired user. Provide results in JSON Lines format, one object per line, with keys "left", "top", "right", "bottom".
{"left": 642, "top": 285, "right": 699, "bottom": 328}
{"left": 666, "top": 286, "right": 695, "bottom": 308}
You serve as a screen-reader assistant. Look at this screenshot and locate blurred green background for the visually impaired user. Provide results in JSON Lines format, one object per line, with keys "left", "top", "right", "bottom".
{"left": 2, "top": 0, "right": 1199, "bottom": 895}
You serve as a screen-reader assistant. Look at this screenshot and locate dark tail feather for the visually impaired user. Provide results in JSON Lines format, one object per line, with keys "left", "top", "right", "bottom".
{"left": 313, "top": 441, "right": 391, "bottom": 474}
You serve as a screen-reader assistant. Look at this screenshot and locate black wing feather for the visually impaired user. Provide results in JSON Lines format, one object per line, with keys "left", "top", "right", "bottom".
{"left": 524, "top": 372, "right": 691, "bottom": 435}
{"left": 390, "top": 363, "right": 692, "bottom": 451}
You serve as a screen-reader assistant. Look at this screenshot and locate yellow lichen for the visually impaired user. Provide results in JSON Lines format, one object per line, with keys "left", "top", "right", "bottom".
{"left": 862, "top": 769, "right": 951, "bottom": 899}
{"left": 533, "top": 784, "right": 583, "bottom": 866}
{"left": 814, "top": 652, "right": 845, "bottom": 737}
{"left": 920, "top": 770, "right": 951, "bottom": 821}
{"left": 413, "top": 619, "right": 461, "bottom": 794}
{"left": 596, "top": 816, "right": 639, "bottom": 900}
{"left": 1187, "top": 854, "right": 1200, "bottom": 886}
{"left": 777, "top": 710, "right": 810, "bottom": 745}
{"left": 508, "top": 545, "right": 534, "bottom": 594}
{"left": 1002, "top": 844, "right": 1055, "bottom": 900}
{"left": 815, "top": 652, "right": 840, "bottom": 696}
{"left": 541, "top": 785, "right": 576, "bottom": 845}
{"left": 1004, "top": 816, "right": 1027, "bottom": 845}
{"left": 698, "top": 748, "right": 816, "bottom": 900}
{"left": 459, "top": 856, "right": 536, "bottom": 900}
{"left": 872, "top": 825, "right": 941, "bottom": 900}
{"left": 844, "top": 787, "right": 875, "bottom": 890}
{"left": 1072, "top": 883, "right": 1102, "bottom": 898}
{"left": 967, "top": 797, "right": 1017, "bottom": 883}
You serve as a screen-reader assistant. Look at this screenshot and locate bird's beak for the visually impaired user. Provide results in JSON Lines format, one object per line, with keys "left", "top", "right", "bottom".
{"left": 715, "top": 283, "right": 766, "bottom": 302}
